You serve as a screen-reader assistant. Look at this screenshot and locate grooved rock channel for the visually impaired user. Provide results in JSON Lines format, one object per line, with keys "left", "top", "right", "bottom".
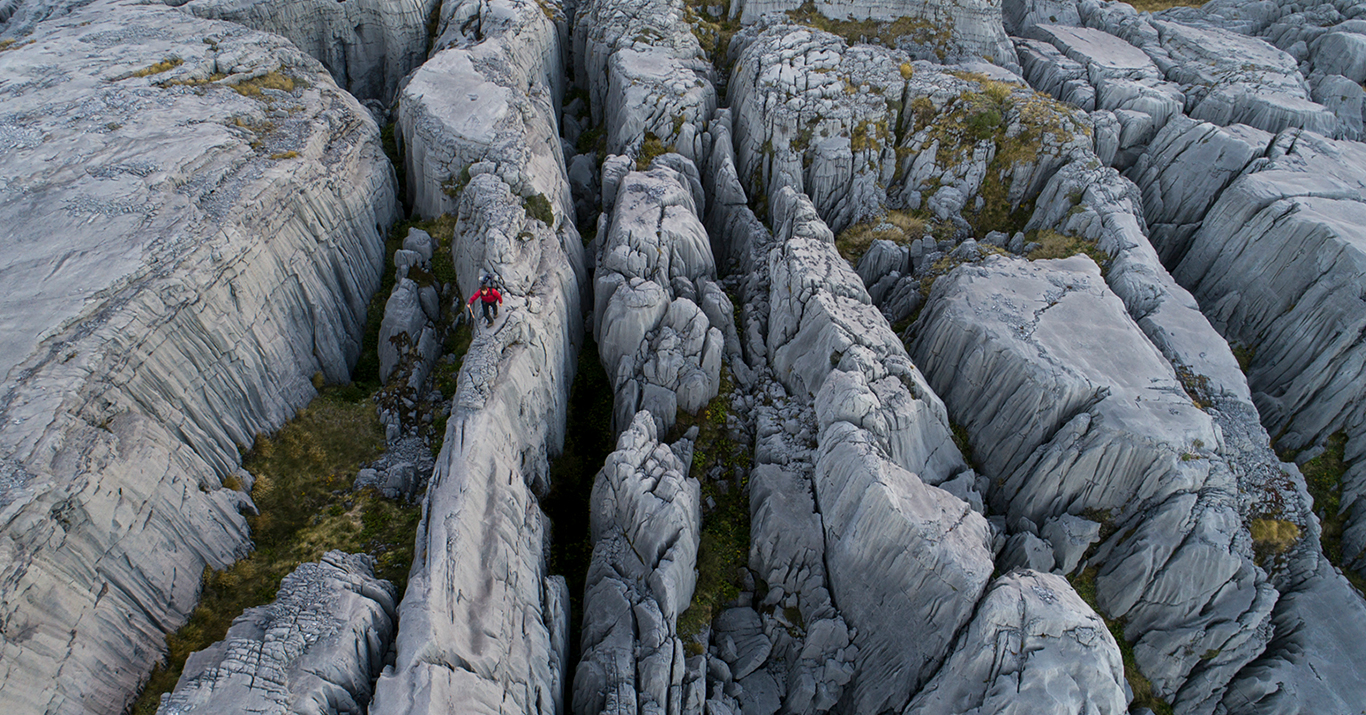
{"left": 5, "top": 0, "right": 1366, "bottom": 714}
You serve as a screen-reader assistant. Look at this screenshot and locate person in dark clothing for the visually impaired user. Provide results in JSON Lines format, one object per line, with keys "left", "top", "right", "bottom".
{"left": 468, "top": 277, "right": 503, "bottom": 326}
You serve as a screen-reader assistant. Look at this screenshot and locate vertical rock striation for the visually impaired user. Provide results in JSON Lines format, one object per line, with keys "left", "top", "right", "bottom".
{"left": 575, "top": 412, "right": 701, "bottom": 715}
{"left": 173, "top": 0, "right": 439, "bottom": 104}
{"left": 910, "top": 254, "right": 1282, "bottom": 714}
{"left": 764, "top": 186, "right": 995, "bottom": 714}
{"left": 367, "top": 0, "right": 584, "bottom": 713}
{"left": 904, "top": 570, "right": 1128, "bottom": 715}
{"left": 0, "top": 2, "right": 396, "bottom": 712}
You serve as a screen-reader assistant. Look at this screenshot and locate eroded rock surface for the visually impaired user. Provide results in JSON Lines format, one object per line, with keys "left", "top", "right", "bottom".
{"left": 574, "top": 411, "right": 701, "bottom": 715}
{"left": 911, "top": 255, "right": 1276, "bottom": 712}
{"left": 367, "top": 1, "right": 584, "bottom": 713}
{"left": 157, "top": 551, "right": 397, "bottom": 715}
{"left": 175, "top": 0, "right": 438, "bottom": 103}
{"left": 904, "top": 570, "right": 1127, "bottom": 715}
{"left": 0, "top": 2, "right": 395, "bottom": 712}
{"left": 593, "top": 159, "right": 730, "bottom": 434}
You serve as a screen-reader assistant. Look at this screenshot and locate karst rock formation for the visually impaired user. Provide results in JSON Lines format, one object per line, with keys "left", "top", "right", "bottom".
{"left": 4, "top": 0, "right": 1366, "bottom": 713}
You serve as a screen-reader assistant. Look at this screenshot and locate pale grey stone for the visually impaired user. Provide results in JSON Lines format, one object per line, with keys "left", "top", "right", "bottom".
{"left": 0, "top": 2, "right": 395, "bottom": 710}
{"left": 368, "top": 3, "right": 584, "bottom": 712}
{"left": 157, "top": 552, "right": 397, "bottom": 715}
{"left": 855, "top": 240, "right": 908, "bottom": 288}
{"left": 910, "top": 255, "right": 1274, "bottom": 711}
{"left": 904, "top": 570, "right": 1127, "bottom": 715}
{"left": 1221, "top": 557, "right": 1366, "bottom": 714}
{"left": 1000, "top": 532, "right": 1056, "bottom": 573}
{"left": 1129, "top": 116, "right": 1273, "bottom": 265}
{"left": 396, "top": 0, "right": 570, "bottom": 221}
{"left": 179, "top": 0, "right": 437, "bottom": 102}
{"left": 1311, "top": 72, "right": 1364, "bottom": 140}
{"left": 403, "top": 228, "right": 435, "bottom": 262}
{"left": 1313, "top": 31, "right": 1366, "bottom": 82}
{"left": 576, "top": 411, "right": 701, "bottom": 715}
{"left": 1042, "top": 513, "right": 1102, "bottom": 575}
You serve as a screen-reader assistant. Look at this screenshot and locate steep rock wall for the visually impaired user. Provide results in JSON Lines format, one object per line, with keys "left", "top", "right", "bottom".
{"left": 0, "top": 2, "right": 396, "bottom": 712}
{"left": 367, "top": 0, "right": 585, "bottom": 712}
{"left": 174, "top": 0, "right": 438, "bottom": 103}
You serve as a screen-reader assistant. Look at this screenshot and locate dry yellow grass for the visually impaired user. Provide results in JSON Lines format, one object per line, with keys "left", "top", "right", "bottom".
{"left": 1126, "top": 0, "right": 1206, "bottom": 12}
{"left": 1250, "top": 518, "right": 1302, "bottom": 555}
{"left": 132, "top": 58, "right": 183, "bottom": 77}
{"left": 835, "top": 210, "right": 927, "bottom": 263}
{"left": 233, "top": 71, "right": 296, "bottom": 97}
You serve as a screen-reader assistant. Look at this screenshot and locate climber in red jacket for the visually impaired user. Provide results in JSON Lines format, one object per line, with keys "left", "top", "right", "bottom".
{"left": 467, "top": 275, "right": 503, "bottom": 327}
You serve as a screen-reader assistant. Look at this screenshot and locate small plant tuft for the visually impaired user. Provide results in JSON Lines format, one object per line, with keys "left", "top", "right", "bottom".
{"left": 636, "top": 132, "right": 675, "bottom": 170}
{"left": 132, "top": 58, "right": 183, "bottom": 77}
{"left": 523, "top": 192, "right": 554, "bottom": 226}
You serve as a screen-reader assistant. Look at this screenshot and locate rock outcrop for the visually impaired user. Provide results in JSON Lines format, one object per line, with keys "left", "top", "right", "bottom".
{"left": 761, "top": 187, "right": 994, "bottom": 714}
{"left": 729, "top": 0, "right": 1017, "bottom": 66}
{"left": 366, "top": 1, "right": 583, "bottom": 713}
{"left": 575, "top": 412, "right": 701, "bottom": 715}
{"left": 156, "top": 551, "right": 397, "bottom": 715}
{"left": 904, "top": 570, "right": 1128, "bottom": 715}
{"left": 911, "top": 255, "right": 1277, "bottom": 713}
{"left": 173, "top": 0, "right": 438, "bottom": 104}
{"left": 592, "top": 158, "right": 729, "bottom": 434}
{"left": 398, "top": 0, "right": 569, "bottom": 220}
{"left": 573, "top": 0, "right": 716, "bottom": 164}
{"left": 1173, "top": 130, "right": 1366, "bottom": 573}
{"left": 0, "top": 1, "right": 395, "bottom": 712}
{"left": 730, "top": 26, "right": 1087, "bottom": 236}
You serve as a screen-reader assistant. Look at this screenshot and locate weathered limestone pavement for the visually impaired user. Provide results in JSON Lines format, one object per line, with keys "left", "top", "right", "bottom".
{"left": 364, "top": 0, "right": 586, "bottom": 713}
{"left": 0, "top": 1, "right": 396, "bottom": 712}
{"left": 155, "top": 552, "right": 398, "bottom": 715}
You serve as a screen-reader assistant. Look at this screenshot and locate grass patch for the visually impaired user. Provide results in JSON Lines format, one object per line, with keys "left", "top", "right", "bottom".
{"left": 524, "top": 192, "right": 554, "bottom": 226}
{"left": 232, "top": 71, "right": 296, "bottom": 98}
{"left": 637, "top": 132, "right": 675, "bottom": 170}
{"left": 1299, "top": 432, "right": 1366, "bottom": 593}
{"left": 672, "top": 368, "right": 751, "bottom": 653}
{"left": 269, "top": 151, "right": 299, "bottom": 160}
{"left": 950, "top": 422, "right": 974, "bottom": 468}
{"left": 1231, "top": 343, "right": 1255, "bottom": 373}
{"left": 682, "top": 0, "right": 741, "bottom": 75}
{"left": 1174, "top": 365, "right": 1212, "bottom": 410}
{"left": 1069, "top": 567, "right": 1174, "bottom": 715}
{"left": 130, "top": 387, "right": 418, "bottom": 715}
{"left": 1027, "top": 229, "right": 1110, "bottom": 268}
{"left": 1249, "top": 517, "right": 1302, "bottom": 565}
{"left": 132, "top": 58, "right": 183, "bottom": 77}
{"left": 1128, "top": 0, "right": 1207, "bottom": 11}
{"left": 834, "top": 209, "right": 927, "bottom": 263}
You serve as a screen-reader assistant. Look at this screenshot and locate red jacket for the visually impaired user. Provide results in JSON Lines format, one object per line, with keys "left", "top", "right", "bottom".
{"left": 469, "top": 286, "right": 502, "bottom": 305}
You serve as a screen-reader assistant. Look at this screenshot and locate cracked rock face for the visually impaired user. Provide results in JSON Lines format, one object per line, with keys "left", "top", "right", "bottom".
{"left": 173, "top": 0, "right": 439, "bottom": 103}
{"left": 156, "top": 551, "right": 398, "bottom": 715}
{"left": 905, "top": 569, "right": 1127, "bottom": 715}
{"left": 367, "top": 1, "right": 584, "bottom": 712}
{"left": 575, "top": 411, "right": 701, "bottom": 715}
{"left": 398, "top": 0, "right": 569, "bottom": 220}
{"left": 0, "top": 1, "right": 395, "bottom": 712}
{"left": 594, "top": 161, "right": 730, "bottom": 433}
{"left": 911, "top": 255, "right": 1278, "bottom": 712}
{"left": 729, "top": 0, "right": 1017, "bottom": 65}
